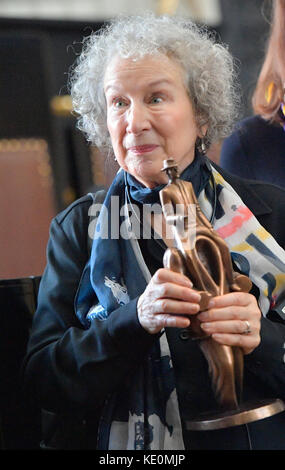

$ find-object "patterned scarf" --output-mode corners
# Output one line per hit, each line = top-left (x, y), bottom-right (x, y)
(75, 160), (285, 450)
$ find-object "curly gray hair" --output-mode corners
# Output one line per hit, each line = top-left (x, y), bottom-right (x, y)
(70, 13), (239, 151)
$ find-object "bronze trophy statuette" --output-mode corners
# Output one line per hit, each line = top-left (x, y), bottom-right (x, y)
(159, 158), (285, 431)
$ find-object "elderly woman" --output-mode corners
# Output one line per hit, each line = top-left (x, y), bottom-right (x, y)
(23, 15), (285, 450)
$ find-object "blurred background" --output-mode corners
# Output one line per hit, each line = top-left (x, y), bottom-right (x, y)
(0, 0), (272, 279)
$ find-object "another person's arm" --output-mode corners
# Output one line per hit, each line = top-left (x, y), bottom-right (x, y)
(220, 129), (253, 179)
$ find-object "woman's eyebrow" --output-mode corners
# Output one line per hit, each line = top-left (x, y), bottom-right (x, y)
(147, 79), (174, 87)
(105, 78), (174, 93)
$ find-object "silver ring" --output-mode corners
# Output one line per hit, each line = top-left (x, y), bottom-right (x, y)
(243, 320), (251, 335)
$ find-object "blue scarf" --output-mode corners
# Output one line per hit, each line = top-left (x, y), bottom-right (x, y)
(75, 167), (184, 450)
(76, 154), (211, 328)
(126, 152), (210, 205)
(74, 155), (211, 450)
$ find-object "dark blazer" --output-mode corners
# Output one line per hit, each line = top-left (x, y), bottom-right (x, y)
(220, 115), (285, 189)
(23, 166), (285, 450)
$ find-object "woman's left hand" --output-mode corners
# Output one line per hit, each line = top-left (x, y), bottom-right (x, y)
(197, 292), (261, 355)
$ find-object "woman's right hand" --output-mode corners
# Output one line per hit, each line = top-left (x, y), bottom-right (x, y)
(137, 268), (201, 334)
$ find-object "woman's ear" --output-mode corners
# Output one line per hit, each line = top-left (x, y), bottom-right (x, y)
(198, 123), (208, 139)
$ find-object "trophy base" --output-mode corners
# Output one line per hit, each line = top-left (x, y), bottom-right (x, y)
(186, 398), (285, 431)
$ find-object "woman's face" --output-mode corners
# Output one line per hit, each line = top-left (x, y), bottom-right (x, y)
(104, 53), (203, 188)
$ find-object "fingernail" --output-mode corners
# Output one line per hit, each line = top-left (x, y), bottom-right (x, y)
(212, 334), (223, 341)
(193, 304), (200, 313)
(193, 293), (201, 302)
(197, 311), (207, 321)
(185, 278), (193, 287)
(208, 299), (215, 308)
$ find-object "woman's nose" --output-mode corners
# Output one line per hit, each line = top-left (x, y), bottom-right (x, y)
(126, 103), (150, 134)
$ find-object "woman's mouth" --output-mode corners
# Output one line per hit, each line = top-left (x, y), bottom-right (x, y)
(128, 145), (159, 155)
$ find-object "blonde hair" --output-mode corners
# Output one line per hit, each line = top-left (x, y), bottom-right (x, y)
(252, 0), (285, 121)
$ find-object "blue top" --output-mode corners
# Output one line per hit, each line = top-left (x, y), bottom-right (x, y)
(220, 115), (285, 188)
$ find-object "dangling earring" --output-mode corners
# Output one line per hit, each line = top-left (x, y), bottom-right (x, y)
(196, 136), (207, 155)
(265, 81), (274, 104)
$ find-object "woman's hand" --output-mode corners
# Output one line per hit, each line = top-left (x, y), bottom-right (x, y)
(198, 292), (261, 355)
(137, 268), (201, 334)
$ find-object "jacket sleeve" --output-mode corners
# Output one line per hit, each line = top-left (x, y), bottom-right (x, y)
(244, 191), (285, 401)
(22, 198), (156, 415)
(244, 312), (285, 401)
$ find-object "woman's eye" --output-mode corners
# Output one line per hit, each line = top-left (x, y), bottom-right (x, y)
(113, 99), (127, 108)
(150, 96), (163, 104)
